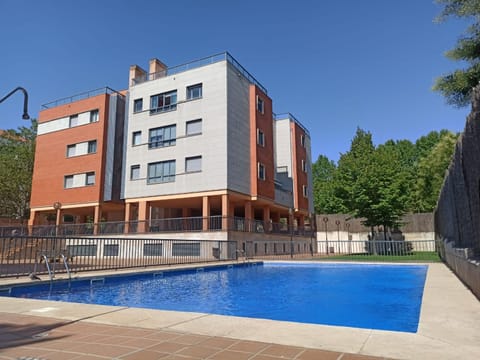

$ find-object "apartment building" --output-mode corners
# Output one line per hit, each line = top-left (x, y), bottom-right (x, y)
(124, 53), (313, 237)
(28, 88), (126, 232)
(27, 53), (313, 245)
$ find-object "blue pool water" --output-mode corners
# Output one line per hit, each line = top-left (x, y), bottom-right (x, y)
(3, 262), (428, 333)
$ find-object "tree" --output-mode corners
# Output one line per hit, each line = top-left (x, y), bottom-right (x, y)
(411, 131), (458, 212)
(333, 128), (409, 233)
(312, 155), (344, 214)
(433, 0), (480, 107)
(0, 120), (37, 222)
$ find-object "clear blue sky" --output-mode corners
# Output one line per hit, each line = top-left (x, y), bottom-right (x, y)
(0, 0), (471, 162)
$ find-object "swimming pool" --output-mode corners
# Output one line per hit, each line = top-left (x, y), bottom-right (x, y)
(1, 262), (428, 333)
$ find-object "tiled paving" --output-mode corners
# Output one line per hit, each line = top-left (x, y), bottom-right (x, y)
(0, 313), (391, 360)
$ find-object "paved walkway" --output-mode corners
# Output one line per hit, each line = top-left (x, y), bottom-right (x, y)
(0, 312), (388, 360)
(0, 262), (479, 360)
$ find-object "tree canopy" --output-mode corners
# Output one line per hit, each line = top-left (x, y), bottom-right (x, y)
(433, 0), (480, 107)
(0, 120), (37, 222)
(312, 128), (458, 229)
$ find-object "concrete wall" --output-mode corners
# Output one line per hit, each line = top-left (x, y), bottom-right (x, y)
(435, 87), (480, 299)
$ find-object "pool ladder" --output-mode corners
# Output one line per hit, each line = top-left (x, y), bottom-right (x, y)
(32, 252), (71, 282)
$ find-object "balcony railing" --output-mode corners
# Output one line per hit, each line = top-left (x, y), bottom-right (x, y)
(132, 52), (268, 94)
(41, 87), (124, 109)
(5, 216), (314, 238)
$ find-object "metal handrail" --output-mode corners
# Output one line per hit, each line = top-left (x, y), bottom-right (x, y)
(41, 87), (124, 109)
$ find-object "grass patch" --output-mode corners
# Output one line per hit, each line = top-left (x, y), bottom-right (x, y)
(316, 251), (441, 263)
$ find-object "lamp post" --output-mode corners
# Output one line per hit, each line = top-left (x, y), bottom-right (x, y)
(346, 221), (351, 254)
(323, 217), (329, 255)
(309, 212), (314, 256)
(335, 220), (340, 241)
(289, 208), (294, 259)
(53, 202), (62, 236)
(0, 87), (30, 119)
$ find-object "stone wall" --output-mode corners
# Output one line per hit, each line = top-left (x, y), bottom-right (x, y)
(435, 87), (480, 299)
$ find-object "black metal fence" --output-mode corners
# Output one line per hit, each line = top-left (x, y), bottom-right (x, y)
(1, 216), (315, 238)
(0, 236), (237, 279)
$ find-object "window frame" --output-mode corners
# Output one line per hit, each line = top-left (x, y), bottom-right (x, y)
(147, 160), (176, 184)
(149, 125), (176, 149)
(300, 134), (306, 148)
(256, 96), (264, 114)
(90, 109), (99, 123)
(301, 159), (307, 172)
(150, 90), (177, 114)
(302, 185), (308, 198)
(186, 83), (202, 100)
(258, 163), (266, 181)
(88, 140), (97, 154)
(185, 156), (202, 173)
(257, 129), (265, 147)
(64, 175), (74, 189)
(69, 115), (78, 128)
(130, 164), (140, 180)
(85, 172), (95, 186)
(132, 131), (142, 146)
(186, 119), (202, 136)
(133, 98), (143, 113)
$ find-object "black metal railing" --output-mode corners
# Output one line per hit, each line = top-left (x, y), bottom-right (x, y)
(4, 216), (315, 238)
(0, 236), (237, 278)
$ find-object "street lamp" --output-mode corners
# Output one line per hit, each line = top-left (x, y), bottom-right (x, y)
(323, 217), (329, 255)
(346, 221), (351, 254)
(0, 87), (30, 120)
(289, 208), (294, 258)
(335, 220), (341, 241)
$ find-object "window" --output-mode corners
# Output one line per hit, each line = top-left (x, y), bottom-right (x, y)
(103, 244), (119, 257)
(90, 110), (99, 123)
(133, 98), (143, 113)
(64, 175), (74, 189)
(148, 160), (176, 184)
(88, 140), (97, 154)
(186, 119), (202, 136)
(149, 125), (176, 148)
(69, 115), (78, 127)
(187, 84), (202, 100)
(67, 245), (97, 256)
(257, 96), (264, 114)
(132, 131), (142, 146)
(144, 243), (163, 256)
(150, 90), (177, 114)
(172, 243), (200, 256)
(300, 134), (306, 147)
(301, 159), (307, 172)
(258, 163), (266, 180)
(66, 140), (97, 157)
(86, 172), (95, 186)
(257, 129), (265, 146)
(66, 144), (76, 157)
(186, 156), (202, 173)
(130, 165), (140, 180)
(303, 185), (308, 198)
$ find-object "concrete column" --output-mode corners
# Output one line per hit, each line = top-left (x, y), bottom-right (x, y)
(263, 206), (271, 232)
(182, 207), (190, 231)
(222, 194), (229, 231)
(124, 203), (131, 233)
(138, 201), (148, 233)
(245, 201), (253, 232)
(202, 196), (210, 231)
(93, 205), (101, 235)
(28, 210), (35, 235)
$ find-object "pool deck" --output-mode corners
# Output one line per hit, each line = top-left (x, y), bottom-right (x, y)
(0, 262), (479, 360)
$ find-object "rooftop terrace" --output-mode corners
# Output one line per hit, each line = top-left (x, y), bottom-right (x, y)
(41, 87), (124, 109)
(131, 52), (268, 94)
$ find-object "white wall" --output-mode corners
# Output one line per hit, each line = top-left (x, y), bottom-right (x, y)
(124, 61), (229, 198)
(274, 119), (293, 176)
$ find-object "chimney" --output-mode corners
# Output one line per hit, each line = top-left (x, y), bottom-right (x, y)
(129, 65), (147, 86)
(149, 58), (168, 80)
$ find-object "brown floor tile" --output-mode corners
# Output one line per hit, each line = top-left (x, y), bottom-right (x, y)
(259, 344), (304, 358)
(120, 349), (170, 360)
(146, 331), (183, 342)
(228, 340), (269, 353)
(197, 336), (238, 349)
(177, 344), (220, 358)
(41, 350), (88, 360)
(67, 343), (136, 358)
(208, 349), (253, 360)
(172, 334), (210, 345)
(148, 341), (188, 353)
(71, 356), (110, 360)
(341, 355), (386, 360)
(121, 336), (162, 349)
(296, 348), (341, 360)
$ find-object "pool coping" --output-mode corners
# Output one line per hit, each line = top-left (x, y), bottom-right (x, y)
(1, 261), (479, 360)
